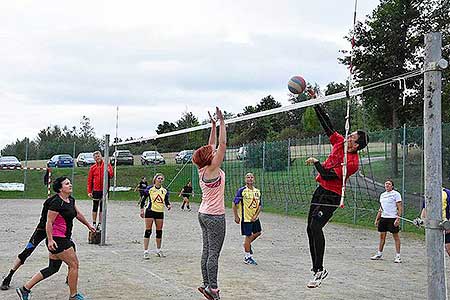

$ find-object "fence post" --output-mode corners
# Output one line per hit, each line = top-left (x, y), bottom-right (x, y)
(401, 124), (406, 230)
(286, 139), (291, 215)
(261, 141), (265, 206)
(71, 141), (76, 190)
(23, 138), (29, 197)
(100, 134), (110, 246)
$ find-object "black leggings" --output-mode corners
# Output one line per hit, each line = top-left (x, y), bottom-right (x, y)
(306, 186), (340, 272)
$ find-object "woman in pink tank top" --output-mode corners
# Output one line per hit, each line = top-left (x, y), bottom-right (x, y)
(192, 107), (226, 300)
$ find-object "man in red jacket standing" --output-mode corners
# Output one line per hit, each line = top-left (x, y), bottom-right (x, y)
(87, 150), (114, 227)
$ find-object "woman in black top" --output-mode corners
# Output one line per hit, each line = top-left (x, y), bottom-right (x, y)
(16, 177), (95, 300)
(179, 180), (194, 211)
(135, 176), (148, 206)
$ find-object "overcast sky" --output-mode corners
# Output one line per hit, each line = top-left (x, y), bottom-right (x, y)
(0, 0), (380, 149)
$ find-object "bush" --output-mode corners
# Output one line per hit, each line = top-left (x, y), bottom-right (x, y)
(244, 140), (289, 171)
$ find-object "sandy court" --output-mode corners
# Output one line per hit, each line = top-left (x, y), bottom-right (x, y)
(0, 199), (448, 300)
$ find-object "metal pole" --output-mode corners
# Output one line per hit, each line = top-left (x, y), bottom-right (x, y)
(286, 139), (291, 215)
(71, 141), (76, 189)
(261, 142), (265, 206)
(423, 32), (446, 300)
(101, 134), (110, 246)
(23, 138), (28, 197)
(113, 106), (119, 197)
(401, 124), (406, 230)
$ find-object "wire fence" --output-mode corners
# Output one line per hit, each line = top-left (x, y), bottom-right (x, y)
(1, 124), (449, 231)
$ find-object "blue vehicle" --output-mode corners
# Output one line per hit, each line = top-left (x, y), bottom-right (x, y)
(47, 154), (74, 168)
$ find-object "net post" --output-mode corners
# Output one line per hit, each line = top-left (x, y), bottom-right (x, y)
(423, 32), (446, 300)
(71, 141), (76, 189)
(261, 141), (266, 207)
(401, 124), (407, 230)
(286, 138), (291, 215)
(23, 138), (29, 197)
(100, 134), (110, 246)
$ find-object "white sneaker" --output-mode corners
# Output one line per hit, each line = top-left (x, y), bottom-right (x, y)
(307, 269), (328, 288)
(394, 256), (402, 263)
(155, 250), (166, 258)
(143, 252), (150, 260)
(370, 253), (383, 260)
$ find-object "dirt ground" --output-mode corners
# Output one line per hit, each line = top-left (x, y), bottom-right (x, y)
(0, 199), (448, 300)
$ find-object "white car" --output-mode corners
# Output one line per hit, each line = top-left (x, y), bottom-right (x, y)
(141, 151), (165, 165)
(237, 146), (247, 160)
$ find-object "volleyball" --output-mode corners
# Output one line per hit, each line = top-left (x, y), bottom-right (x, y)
(288, 75), (307, 94)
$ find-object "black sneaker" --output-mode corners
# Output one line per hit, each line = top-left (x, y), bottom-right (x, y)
(1, 277), (10, 290)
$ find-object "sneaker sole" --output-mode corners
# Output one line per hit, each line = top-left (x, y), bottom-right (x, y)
(1, 285), (9, 291)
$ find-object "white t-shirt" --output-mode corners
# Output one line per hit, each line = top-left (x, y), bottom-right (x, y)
(380, 190), (402, 218)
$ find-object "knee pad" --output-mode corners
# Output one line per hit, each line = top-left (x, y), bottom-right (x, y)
(17, 243), (36, 264)
(144, 229), (152, 238)
(156, 230), (163, 239)
(40, 259), (62, 279)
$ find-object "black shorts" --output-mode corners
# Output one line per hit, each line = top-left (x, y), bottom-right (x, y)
(46, 237), (75, 254)
(182, 194), (190, 199)
(378, 217), (400, 234)
(92, 191), (103, 212)
(241, 219), (262, 236)
(446, 233), (450, 244)
(145, 209), (164, 219)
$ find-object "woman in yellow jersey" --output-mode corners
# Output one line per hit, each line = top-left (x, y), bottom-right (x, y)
(140, 173), (172, 259)
(232, 173), (262, 265)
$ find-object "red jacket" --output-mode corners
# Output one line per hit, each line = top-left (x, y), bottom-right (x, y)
(87, 162), (114, 193)
(316, 132), (359, 195)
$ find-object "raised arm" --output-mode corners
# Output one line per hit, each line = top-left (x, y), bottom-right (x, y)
(210, 107), (226, 168)
(208, 111), (217, 147)
(314, 105), (335, 137)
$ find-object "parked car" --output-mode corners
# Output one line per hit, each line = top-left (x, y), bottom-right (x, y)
(0, 156), (21, 168)
(76, 152), (95, 167)
(110, 150), (134, 166)
(237, 146), (247, 160)
(141, 151), (165, 165)
(175, 150), (194, 164)
(47, 154), (74, 168)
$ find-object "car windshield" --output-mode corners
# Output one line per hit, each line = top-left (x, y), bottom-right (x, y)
(117, 151), (131, 156)
(0, 157), (18, 162)
(59, 155), (72, 160)
(84, 153), (94, 158)
(144, 151), (157, 156)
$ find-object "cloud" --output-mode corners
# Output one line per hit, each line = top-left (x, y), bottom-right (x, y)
(0, 0), (380, 149)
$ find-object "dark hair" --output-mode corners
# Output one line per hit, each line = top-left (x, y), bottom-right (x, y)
(385, 178), (394, 186)
(356, 130), (369, 150)
(53, 176), (70, 193)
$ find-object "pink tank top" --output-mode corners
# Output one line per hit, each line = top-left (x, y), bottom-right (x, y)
(198, 167), (225, 215)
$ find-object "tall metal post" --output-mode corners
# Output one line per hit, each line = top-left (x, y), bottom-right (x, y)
(261, 142), (266, 205)
(101, 134), (110, 246)
(423, 32), (447, 300)
(71, 141), (76, 188)
(23, 138), (29, 197)
(286, 139), (291, 215)
(113, 106), (119, 197)
(401, 124), (406, 230)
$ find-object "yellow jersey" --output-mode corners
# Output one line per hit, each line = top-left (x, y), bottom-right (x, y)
(234, 186), (261, 222)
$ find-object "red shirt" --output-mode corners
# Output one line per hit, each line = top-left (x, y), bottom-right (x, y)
(87, 162), (114, 193)
(316, 132), (359, 195)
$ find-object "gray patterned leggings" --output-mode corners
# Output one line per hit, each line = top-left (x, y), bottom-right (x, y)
(198, 213), (226, 289)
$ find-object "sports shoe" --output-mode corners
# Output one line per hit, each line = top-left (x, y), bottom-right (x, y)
(155, 250), (166, 258)
(243, 256), (258, 265)
(143, 252), (150, 260)
(1, 276), (11, 290)
(69, 293), (85, 300)
(394, 256), (402, 263)
(307, 269), (328, 288)
(370, 253), (383, 260)
(16, 287), (31, 300)
(204, 286), (220, 300)
(198, 285), (211, 300)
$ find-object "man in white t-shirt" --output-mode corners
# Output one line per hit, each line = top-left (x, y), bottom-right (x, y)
(371, 179), (403, 263)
